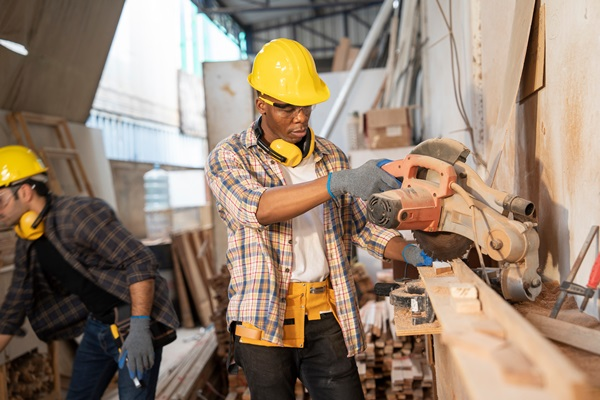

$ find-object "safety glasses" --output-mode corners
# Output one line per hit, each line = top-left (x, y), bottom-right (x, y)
(259, 96), (315, 118)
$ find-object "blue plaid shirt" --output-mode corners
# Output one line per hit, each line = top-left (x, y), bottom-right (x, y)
(0, 195), (179, 341)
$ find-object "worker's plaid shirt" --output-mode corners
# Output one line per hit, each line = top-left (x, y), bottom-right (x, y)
(206, 121), (400, 356)
(0, 195), (179, 341)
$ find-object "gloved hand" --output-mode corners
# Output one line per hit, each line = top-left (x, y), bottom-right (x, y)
(118, 316), (154, 381)
(328, 159), (401, 200)
(402, 244), (433, 266)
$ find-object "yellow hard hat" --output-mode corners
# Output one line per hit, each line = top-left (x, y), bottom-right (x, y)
(0, 145), (48, 188)
(248, 38), (330, 106)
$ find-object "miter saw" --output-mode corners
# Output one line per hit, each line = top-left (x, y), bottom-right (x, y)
(367, 138), (542, 302)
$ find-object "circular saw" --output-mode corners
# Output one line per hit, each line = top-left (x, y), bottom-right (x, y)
(366, 138), (542, 302)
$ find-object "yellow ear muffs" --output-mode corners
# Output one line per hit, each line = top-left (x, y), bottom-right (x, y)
(257, 123), (315, 167)
(14, 211), (45, 240)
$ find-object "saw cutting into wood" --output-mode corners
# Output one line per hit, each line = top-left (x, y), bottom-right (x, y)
(366, 138), (542, 302)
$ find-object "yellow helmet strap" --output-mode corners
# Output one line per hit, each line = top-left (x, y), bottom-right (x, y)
(14, 197), (51, 240)
(254, 118), (315, 167)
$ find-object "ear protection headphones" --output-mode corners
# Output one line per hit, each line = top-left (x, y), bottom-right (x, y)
(254, 117), (315, 167)
(14, 196), (51, 241)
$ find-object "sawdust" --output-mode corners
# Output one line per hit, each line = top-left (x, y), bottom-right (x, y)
(393, 306), (442, 336)
(513, 280), (600, 384)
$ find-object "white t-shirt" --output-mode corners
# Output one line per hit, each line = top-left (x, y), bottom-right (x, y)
(280, 155), (329, 282)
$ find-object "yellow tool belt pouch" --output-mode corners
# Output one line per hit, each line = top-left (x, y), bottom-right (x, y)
(236, 278), (338, 348)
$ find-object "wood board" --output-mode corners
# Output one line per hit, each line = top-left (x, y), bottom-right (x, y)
(418, 260), (597, 400)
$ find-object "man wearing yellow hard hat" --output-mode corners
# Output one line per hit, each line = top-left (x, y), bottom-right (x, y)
(206, 38), (431, 399)
(0, 145), (179, 399)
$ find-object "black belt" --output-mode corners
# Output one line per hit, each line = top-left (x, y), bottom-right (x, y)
(91, 301), (127, 324)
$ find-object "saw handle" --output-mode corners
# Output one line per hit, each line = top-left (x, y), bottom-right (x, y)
(376, 159), (403, 185)
(379, 155), (458, 196)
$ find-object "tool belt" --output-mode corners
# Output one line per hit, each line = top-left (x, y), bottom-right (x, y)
(113, 304), (177, 348)
(235, 278), (338, 348)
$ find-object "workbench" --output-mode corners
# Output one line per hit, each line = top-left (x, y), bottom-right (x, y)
(394, 259), (599, 400)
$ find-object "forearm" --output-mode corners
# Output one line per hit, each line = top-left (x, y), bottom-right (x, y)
(0, 334), (13, 353)
(383, 236), (411, 261)
(256, 176), (331, 225)
(129, 279), (155, 317)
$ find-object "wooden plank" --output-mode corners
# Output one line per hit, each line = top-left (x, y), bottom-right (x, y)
(518, 2), (545, 102)
(331, 37), (351, 72)
(491, 345), (544, 387)
(0, 364), (8, 400)
(190, 231), (216, 315)
(525, 312), (600, 356)
(169, 334), (217, 399)
(170, 239), (195, 328)
(48, 341), (61, 400)
(172, 232), (212, 326)
(421, 260), (596, 400)
(156, 331), (217, 399)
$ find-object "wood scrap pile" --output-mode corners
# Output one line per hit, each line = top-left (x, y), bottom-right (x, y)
(170, 228), (218, 328)
(208, 264), (231, 358)
(227, 373), (308, 400)
(155, 328), (220, 400)
(226, 368), (248, 400)
(5, 349), (54, 400)
(352, 261), (377, 307)
(358, 300), (434, 400)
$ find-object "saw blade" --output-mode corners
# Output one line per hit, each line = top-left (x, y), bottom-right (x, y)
(413, 229), (473, 261)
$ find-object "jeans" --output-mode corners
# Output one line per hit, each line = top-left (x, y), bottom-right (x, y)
(234, 313), (365, 400)
(66, 317), (163, 400)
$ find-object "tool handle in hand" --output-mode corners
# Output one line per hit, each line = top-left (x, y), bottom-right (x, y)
(586, 253), (600, 289)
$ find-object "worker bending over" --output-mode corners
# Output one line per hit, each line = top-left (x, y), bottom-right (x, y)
(0, 145), (179, 400)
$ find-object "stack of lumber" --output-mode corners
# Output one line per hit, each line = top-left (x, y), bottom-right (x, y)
(208, 264), (231, 358)
(155, 328), (220, 400)
(170, 228), (218, 328)
(227, 374), (307, 400)
(358, 300), (434, 400)
(352, 261), (377, 307)
(226, 369), (248, 400)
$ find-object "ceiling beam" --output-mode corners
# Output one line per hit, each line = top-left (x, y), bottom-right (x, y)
(198, 1), (383, 14)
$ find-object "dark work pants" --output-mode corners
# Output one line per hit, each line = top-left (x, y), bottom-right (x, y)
(67, 317), (163, 400)
(234, 313), (365, 400)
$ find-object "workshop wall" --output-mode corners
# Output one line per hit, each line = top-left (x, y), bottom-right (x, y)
(422, 0), (600, 316)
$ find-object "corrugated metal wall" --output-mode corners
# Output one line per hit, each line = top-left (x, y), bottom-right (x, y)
(247, 4), (384, 65)
(87, 111), (207, 168)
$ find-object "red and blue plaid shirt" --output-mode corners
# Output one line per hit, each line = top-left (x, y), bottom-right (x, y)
(206, 121), (399, 356)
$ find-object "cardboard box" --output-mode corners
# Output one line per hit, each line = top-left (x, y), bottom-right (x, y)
(364, 107), (412, 149)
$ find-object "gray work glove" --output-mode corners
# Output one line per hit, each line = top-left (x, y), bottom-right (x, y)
(402, 244), (433, 266)
(118, 317), (154, 381)
(328, 159), (401, 200)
